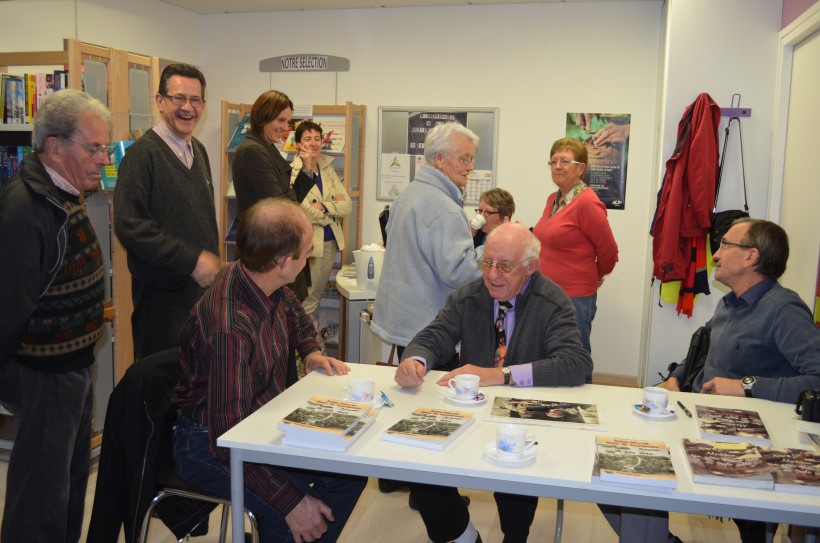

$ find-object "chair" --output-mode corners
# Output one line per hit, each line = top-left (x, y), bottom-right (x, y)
(86, 349), (258, 543)
(138, 465), (258, 543)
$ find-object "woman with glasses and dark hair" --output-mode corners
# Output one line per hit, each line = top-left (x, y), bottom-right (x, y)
(232, 89), (314, 301)
(470, 187), (515, 247)
(532, 137), (619, 354)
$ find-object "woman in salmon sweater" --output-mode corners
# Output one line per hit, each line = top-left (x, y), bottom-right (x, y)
(532, 138), (618, 354)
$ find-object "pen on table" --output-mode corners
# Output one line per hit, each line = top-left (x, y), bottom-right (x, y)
(677, 400), (692, 418)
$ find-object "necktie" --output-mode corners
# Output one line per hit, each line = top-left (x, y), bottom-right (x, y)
(494, 301), (512, 367)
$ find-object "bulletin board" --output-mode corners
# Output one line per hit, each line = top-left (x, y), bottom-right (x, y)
(377, 107), (499, 204)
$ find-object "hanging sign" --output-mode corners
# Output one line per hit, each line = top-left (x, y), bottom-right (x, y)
(259, 54), (350, 73)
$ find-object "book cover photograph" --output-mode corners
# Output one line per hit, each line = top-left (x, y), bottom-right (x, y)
(595, 436), (677, 489)
(382, 407), (476, 451)
(758, 447), (820, 495)
(278, 395), (372, 439)
(695, 405), (772, 446)
(681, 438), (774, 490)
(490, 397), (603, 430)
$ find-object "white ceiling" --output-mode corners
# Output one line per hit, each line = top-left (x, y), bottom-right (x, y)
(157, 0), (654, 15)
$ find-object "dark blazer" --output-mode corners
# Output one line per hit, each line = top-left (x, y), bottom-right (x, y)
(86, 349), (213, 543)
(404, 272), (593, 386)
(231, 130), (310, 300)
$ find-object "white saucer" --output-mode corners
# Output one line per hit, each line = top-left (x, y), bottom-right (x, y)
(439, 389), (487, 406)
(482, 442), (536, 467)
(632, 403), (676, 420)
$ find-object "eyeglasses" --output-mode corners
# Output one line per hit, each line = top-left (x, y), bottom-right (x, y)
(719, 239), (753, 250)
(475, 208), (501, 216)
(548, 159), (582, 167)
(162, 94), (206, 108)
(455, 155), (476, 166)
(477, 258), (530, 274)
(59, 135), (114, 158)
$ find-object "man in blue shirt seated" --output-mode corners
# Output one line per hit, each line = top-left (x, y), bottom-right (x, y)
(603, 218), (820, 543)
(394, 222), (593, 543)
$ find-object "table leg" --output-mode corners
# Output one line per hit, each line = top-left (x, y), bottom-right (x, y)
(230, 449), (246, 542)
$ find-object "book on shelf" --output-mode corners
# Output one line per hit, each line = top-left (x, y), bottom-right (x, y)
(318, 307), (340, 345)
(681, 438), (774, 490)
(695, 405), (772, 446)
(100, 140), (133, 190)
(381, 407), (476, 451)
(227, 113), (250, 150)
(594, 436), (677, 490)
(489, 396), (604, 430)
(3, 75), (25, 124)
(225, 217), (239, 242)
(313, 116), (346, 154)
(758, 447), (820, 495)
(282, 410), (377, 452)
(281, 118), (312, 153)
(278, 396), (374, 443)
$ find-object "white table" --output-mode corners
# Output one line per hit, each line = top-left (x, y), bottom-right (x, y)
(218, 365), (820, 541)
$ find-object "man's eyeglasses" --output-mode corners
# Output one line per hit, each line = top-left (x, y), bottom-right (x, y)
(455, 155), (476, 166)
(59, 135), (114, 158)
(719, 239), (753, 250)
(475, 208), (501, 216)
(477, 258), (530, 274)
(548, 159), (582, 167)
(162, 94), (206, 108)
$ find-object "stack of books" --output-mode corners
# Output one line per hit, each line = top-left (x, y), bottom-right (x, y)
(382, 407), (476, 451)
(278, 396), (377, 452)
(592, 436), (677, 492)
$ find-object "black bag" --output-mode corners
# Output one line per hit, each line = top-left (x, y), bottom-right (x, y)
(709, 114), (749, 254)
(710, 209), (749, 254)
(679, 326), (710, 392)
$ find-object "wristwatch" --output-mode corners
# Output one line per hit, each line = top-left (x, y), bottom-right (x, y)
(501, 367), (512, 386)
(741, 376), (756, 398)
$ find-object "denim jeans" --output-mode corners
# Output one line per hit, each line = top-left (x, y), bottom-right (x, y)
(570, 294), (597, 355)
(0, 358), (93, 543)
(173, 416), (366, 542)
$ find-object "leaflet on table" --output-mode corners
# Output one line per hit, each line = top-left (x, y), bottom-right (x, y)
(488, 396), (605, 431)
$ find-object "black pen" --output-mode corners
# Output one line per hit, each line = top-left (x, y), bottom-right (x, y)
(677, 400), (692, 418)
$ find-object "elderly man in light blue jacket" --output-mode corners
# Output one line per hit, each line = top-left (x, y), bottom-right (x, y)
(372, 121), (484, 352)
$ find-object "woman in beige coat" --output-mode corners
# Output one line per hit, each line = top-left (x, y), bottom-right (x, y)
(290, 120), (351, 353)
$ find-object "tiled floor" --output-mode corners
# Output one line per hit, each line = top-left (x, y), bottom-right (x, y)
(0, 446), (797, 542)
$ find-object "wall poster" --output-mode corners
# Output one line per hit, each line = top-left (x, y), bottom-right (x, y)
(378, 107), (498, 204)
(565, 113), (631, 210)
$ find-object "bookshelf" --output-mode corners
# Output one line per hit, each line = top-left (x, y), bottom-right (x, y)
(0, 39), (158, 445)
(220, 101), (366, 357)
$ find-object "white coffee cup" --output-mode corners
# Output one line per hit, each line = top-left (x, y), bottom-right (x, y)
(448, 374), (480, 399)
(342, 379), (375, 403)
(470, 214), (487, 230)
(496, 424), (537, 456)
(642, 386), (669, 413)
